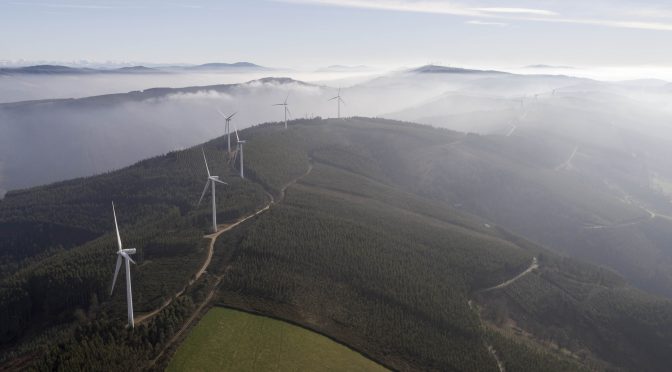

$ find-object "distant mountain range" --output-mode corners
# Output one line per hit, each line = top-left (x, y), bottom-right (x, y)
(0, 62), (268, 75)
(1, 63), (513, 76)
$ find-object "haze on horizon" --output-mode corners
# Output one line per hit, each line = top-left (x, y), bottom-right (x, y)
(2, 0), (672, 80)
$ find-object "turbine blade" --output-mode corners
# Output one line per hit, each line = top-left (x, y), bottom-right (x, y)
(284, 93), (289, 104)
(329, 96), (338, 101)
(202, 148), (211, 177)
(227, 112), (237, 120)
(213, 179), (228, 185)
(112, 202), (123, 251)
(216, 108), (227, 118)
(339, 97), (346, 105)
(234, 125), (240, 142)
(272, 103), (284, 106)
(110, 255), (122, 295)
(286, 107), (293, 119)
(198, 179), (210, 206)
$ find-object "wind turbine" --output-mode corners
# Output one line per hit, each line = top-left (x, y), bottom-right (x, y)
(198, 148), (227, 233)
(273, 94), (291, 128)
(110, 202), (137, 329)
(234, 125), (246, 179)
(217, 109), (237, 154)
(329, 88), (345, 118)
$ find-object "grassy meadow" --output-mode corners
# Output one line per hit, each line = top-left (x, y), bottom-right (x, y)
(167, 307), (387, 372)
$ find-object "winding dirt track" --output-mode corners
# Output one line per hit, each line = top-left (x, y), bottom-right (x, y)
(147, 161), (314, 367)
(480, 257), (538, 292)
(134, 204), (274, 326)
(469, 256), (539, 372)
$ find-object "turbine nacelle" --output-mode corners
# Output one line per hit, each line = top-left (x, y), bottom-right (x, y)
(208, 176), (227, 185)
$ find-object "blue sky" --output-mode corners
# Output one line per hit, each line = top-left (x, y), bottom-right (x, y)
(1, 0), (672, 68)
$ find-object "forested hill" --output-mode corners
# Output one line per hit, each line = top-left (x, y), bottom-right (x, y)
(1, 117), (671, 371)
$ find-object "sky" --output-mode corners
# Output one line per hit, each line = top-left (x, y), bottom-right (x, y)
(1, 0), (672, 70)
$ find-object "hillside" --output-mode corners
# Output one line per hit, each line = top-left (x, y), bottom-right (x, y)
(1, 117), (671, 371)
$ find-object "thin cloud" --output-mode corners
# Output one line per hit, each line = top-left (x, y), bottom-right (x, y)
(475, 7), (557, 16)
(467, 20), (508, 26)
(276, 0), (482, 17)
(277, 0), (672, 31)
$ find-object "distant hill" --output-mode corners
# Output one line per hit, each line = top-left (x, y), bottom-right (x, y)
(113, 65), (163, 73)
(0, 64), (94, 74)
(0, 64), (165, 75)
(182, 62), (268, 71)
(410, 64), (507, 74)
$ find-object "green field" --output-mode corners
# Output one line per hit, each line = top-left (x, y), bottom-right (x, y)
(167, 307), (387, 372)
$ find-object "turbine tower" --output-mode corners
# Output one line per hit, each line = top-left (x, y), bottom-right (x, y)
(198, 148), (227, 233)
(110, 202), (137, 329)
(273, 94), (291, 129)
(217, 109), (237, 154)
(329, 88), (345, 118)
(234, 126), (246, 179)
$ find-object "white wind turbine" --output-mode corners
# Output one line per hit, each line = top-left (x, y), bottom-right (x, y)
(273, 94), (291, 129)
(329, 88), (345, 118)
(110, 202), (137, 329)
(217, 109), (237, 154)
(234, 125), (246, 179)
(198, 148), (227, 233)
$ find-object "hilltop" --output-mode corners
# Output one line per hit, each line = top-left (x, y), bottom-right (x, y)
(1, 117), (671, 371)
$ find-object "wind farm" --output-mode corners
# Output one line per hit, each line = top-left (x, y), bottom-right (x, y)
(3, 1), (672, 371)
(4, 97), (672, 372)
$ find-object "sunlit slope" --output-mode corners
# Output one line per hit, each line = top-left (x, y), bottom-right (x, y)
(168, 307), (387, 372)
(0, 144), (269, 343)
